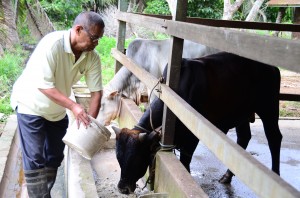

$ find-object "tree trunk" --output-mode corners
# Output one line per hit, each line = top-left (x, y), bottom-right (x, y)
(245, 0), (264, 21)
(1, 0), (19, 49)
(223, 0), (245, 20)
(272, 7), (287, 37)
(292, 8), (300, 40)
(0, 44), (4, 56)
(25, 0), (55, 41)
(127, 0), (145, 13)
(166, 0), (176, 17)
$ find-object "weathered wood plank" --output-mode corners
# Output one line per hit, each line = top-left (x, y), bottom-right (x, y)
(114, 0), (128, 73)
(162, 0), (187, 147)
(115, 11), (300, 73)
(115, 12), (167, 33)
(166, 20), (300, 73)
(141, 13), (300, 32)
(155, 152), (208, 198)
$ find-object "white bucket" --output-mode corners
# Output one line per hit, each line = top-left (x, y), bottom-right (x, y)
(62, 115), (111, 160)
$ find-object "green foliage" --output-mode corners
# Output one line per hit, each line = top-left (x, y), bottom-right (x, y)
(265, 7), (293, 23)
(83, 0), (118, 13)
(0, 46), (28, 115)
(143, 0), (171, 15)
(96, 36), (116, 85)
(40, 0), (88, 29)
(94, 36), (134, 85)
(143, 0), (222, 19)
(187, 0), (223, 19)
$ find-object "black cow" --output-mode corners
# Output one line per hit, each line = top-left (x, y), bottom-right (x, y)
(112, 52), (282, 194)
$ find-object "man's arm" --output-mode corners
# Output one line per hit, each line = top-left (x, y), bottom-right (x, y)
(39, 87), (90, 128)
(88, 90), (102, 118)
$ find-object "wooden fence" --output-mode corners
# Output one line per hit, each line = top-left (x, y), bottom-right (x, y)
(112, 1), (300, 197)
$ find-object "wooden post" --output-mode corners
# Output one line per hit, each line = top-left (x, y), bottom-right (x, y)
(161, 0), (188, 145)
(292, 7), (300, 39)
(115, 0), (128, 73)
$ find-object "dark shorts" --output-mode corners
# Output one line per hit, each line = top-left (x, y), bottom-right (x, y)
(16, 111), (69, 170)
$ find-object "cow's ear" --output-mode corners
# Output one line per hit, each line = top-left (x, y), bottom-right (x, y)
(108, 91), (119, 99)
(112, 126), (121, 139)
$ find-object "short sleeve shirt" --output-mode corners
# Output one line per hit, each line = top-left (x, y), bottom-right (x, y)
(11, 30), (103, 121)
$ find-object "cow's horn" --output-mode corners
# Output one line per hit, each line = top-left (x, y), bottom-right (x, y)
(138, 133), (147, 142)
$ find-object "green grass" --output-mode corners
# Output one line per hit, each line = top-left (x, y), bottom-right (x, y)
(95, 36), (134, 85)
(0, 46), (28, 115)
(280, 101), (300, 117)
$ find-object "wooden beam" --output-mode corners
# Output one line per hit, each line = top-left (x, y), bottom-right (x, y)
(165, 20), (300, 73)
(162, 0), (187, 146)
(155, 152), (208, 197)
(140, 14), (300, 32)
(115, 12), (167, 33)
(115, 11), (300, 73)
(115, 0), (128, 73)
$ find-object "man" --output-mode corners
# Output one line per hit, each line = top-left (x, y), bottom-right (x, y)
(10, 11), (104, 197)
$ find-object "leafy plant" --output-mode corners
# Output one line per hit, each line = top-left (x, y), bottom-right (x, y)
(40, 0), (88, 28)
(95, 36), (134, 85)
(143, 0), (171, 15)
(0, 46), (28, 115)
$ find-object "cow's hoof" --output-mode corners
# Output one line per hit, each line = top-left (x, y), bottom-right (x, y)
(219, 172), (233, 184)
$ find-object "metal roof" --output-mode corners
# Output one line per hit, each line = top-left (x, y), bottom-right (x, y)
(267, 0), (300, 7)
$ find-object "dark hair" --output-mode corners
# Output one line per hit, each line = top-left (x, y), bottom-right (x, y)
(73, 11), (105, 31)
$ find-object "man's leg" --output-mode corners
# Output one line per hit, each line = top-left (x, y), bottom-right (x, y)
(17, 112), (49, 198)
(44, 115), (68, 195)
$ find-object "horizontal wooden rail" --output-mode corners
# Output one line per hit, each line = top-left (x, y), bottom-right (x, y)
(115, 11), (300, 74)
(115, 12), (167, 33)
(280, 93), (300, 101)
(111, 48), (300, 198)
(166, 20), (300, 74)
(140, 13), (300, 32)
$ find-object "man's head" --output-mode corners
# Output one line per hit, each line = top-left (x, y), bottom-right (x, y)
(71, 11), (105, 52)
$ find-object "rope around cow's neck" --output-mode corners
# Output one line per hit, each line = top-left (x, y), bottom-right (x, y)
(148, 76), (164, 133)
(140, 76), (178, 191)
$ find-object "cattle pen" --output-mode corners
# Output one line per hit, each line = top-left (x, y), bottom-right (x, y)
(0, 1), (300, 198)
(110, 0), (300, 198)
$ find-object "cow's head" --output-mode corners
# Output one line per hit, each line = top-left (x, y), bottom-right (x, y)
(112, 126), (161, 194)
(97, 91), (122, 126)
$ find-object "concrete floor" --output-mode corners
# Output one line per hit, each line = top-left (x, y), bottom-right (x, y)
(190, 118), (300, 198)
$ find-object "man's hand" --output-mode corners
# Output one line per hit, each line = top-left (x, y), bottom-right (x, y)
(70, 103), (91, 129)
(38, 87), (91, 128)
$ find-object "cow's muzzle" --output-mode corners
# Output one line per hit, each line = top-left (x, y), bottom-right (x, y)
(117, 179), (136, 194)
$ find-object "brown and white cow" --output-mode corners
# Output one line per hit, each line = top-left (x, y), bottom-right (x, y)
(112, 52), (282, 194)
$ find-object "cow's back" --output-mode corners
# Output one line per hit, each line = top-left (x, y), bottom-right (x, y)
(172, 52), (280, 130)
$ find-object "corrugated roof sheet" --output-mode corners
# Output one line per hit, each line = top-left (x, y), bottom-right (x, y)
(267, 0), (300, 7)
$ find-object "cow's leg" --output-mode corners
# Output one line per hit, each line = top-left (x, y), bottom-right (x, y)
(260, 115), (282, 175)
(219, 121), (251, 184)
(178, 128), (199, 172)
